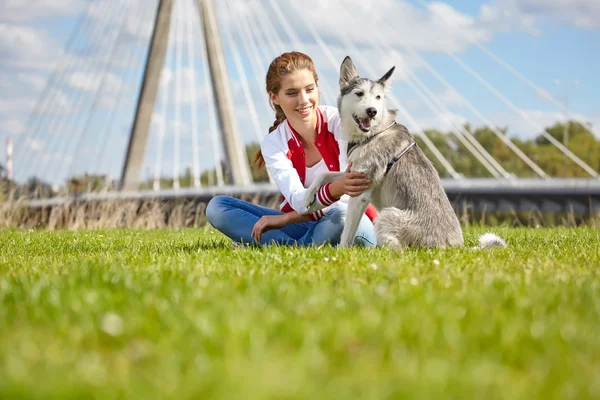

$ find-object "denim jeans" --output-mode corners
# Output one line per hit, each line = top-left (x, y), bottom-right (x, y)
(205, 195), (377, 247)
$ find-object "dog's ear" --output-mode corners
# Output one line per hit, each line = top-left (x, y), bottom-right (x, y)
(339, 56), (359, 88)
(377, 66), (395, 87)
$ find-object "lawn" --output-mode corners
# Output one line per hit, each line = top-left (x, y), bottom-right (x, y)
(1, 227), (599, 399)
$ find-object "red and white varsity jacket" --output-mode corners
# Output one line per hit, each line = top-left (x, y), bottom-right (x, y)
(260, 105), (378, 222)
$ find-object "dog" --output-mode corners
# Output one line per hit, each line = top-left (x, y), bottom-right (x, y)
(304, 56), (506, 249)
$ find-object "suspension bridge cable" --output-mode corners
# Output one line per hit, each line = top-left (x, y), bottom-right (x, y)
(326, 2), (510, 179)
(289, 0), (506, 178)
(285, 1), (346, 88)
(223, 4), (264, 152)
(220, 3), (267, 151)
(173, 0), (183, 190)
(31, 0), (129, 183)
(248, 0), (337, 115)
(20, 0), (125, 182)
(380, 2), (597, 177)
(65, 0), (134, 180)
(413, 0), (600, 139)
(232, 3), (276, 117)
(332, 0), (549, 178)
(448, 52), (598, 177)
(353, 1), (550, 178)
(265, 0), (337, 107)
(14, 0), (106, 176)
(283, 0), (459, 178)
(245, 1), (286, 64)
(20, 1), (121, 177)
(403, 75), (503, 178)
(12, 0), (97, 179)
(152, 70), (170, 191)
(249, 1), (280, 58)
(196, 0), (224, 186)
(94, 0), (156, 178)
(405, 73), (511, 178)
(225, 2), (276, 184)
(154, 0), (177, 190)
(184, 0), (201, 188)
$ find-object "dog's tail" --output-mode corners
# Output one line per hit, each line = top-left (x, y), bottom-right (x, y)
(477, 232), (507, 249)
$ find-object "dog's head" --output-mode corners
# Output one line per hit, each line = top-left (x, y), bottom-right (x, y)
(337, 56), (395, 141)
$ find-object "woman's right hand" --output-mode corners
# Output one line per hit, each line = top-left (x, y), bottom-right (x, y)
(330, 163), (371, 198)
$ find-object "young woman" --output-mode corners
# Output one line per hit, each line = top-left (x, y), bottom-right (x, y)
(206, 51), (378, 246)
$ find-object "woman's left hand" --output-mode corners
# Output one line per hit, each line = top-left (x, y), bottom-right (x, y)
(251, 214), (288, 242)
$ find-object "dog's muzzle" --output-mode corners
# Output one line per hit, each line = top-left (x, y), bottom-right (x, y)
(353, 114), (372, 132)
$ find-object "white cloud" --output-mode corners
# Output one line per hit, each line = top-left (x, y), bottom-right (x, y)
(25, 138), (43, 151)
(123, 9), (156, 40)
(225, 0), (493, 54)
(0, 23), (62, 69)
(18, 73), (47, 90)
(0, 0), (86, 23)
(478, 2), (541, 35)
(47, 90), (73, 112)
(158, 67), (212, 106)
(65, 70), (135, 111)
(527, 0), (600, 29)
(3, 119), (26, 136)
(0, 97), (35, 116)
(150, 112), (191, 138)
(478, 0), (600, 34)
(436, 88), (468, 109)
(68, 71), (124, 93)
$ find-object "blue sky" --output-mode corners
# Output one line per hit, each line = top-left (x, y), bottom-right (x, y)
(0, 0), (598, 186)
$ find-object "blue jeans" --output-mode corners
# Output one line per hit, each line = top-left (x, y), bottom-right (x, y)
(205, 195), (377, 247)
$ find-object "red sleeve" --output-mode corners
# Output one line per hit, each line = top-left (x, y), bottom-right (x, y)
(365, 204), (378, 222)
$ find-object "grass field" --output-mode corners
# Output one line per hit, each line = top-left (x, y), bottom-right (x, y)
(1, 226), (599, 399)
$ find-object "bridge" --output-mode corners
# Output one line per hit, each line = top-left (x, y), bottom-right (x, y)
(2, 0), (600, 215)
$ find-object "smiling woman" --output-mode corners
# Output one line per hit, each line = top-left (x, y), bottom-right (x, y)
(205, 51), (379, 247)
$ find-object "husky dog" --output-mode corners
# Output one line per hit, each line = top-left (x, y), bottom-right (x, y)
(305, 56), (506, 249)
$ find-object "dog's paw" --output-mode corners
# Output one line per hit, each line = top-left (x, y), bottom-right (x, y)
(304, 186), (318, 209)
(339, 234), (353, 248)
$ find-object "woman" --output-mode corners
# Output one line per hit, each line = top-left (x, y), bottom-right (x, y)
(206, 51), (377, 246)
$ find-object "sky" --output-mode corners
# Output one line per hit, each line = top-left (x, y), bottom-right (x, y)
(0, 0), (598, 186)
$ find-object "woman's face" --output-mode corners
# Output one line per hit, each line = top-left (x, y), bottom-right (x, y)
(270, 69), (319, 126)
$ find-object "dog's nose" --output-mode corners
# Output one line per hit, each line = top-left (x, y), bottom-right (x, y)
(366, 107), (377, 118)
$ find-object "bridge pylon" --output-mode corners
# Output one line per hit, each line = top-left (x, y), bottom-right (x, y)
(120, 0), (252, 191)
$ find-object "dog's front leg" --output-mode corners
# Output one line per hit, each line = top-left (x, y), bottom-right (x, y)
(304, 172), (345, 209)
(339, 190), (371, 247)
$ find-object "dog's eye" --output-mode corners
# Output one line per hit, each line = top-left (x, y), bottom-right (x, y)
(376, 95), (381, 100)
(355, 91), (364, 97)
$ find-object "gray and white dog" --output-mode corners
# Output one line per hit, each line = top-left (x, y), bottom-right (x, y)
(305, 56), (506, 249)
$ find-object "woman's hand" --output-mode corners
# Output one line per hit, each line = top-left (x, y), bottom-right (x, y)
(251, 214), (288, 242)
(330, 163), (371, 198)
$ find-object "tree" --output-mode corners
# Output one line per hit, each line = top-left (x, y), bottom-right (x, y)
(533, 121), (600, 177)
(246, 142), (269, 183)
(420, 120), (600, 178)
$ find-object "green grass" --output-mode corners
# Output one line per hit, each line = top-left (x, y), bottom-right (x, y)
(1, 227), (599, 399)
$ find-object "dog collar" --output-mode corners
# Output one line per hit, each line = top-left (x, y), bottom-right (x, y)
(347, 121), (397, 157)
